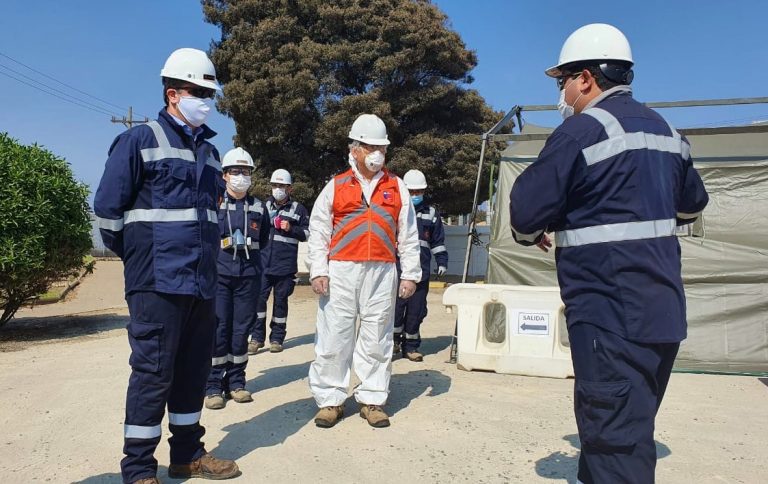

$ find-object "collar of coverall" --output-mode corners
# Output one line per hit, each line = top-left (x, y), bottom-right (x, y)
(582, 85), (633, 111)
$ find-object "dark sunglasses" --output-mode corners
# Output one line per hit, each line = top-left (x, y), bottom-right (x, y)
(556, 73), (582, 91)
(178, 85), (216, 99)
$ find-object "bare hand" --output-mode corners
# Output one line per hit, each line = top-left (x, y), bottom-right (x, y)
(536, 234), (552, 253)
(280, 220), (291, 231)
(312, 276), (329, 296)
(398, 280), (417, 299)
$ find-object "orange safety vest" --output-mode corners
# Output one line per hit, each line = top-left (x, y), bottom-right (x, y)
(329, 169), (401, 262)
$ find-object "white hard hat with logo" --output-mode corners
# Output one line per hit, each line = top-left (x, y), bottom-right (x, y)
(222, 147), (254, 169)
(545, 23), (633, 78)
(348, 114), (390, 146)
(270, 168), (293, 185)
(161, 48), (222, 91)
(403, 169), (427, 190)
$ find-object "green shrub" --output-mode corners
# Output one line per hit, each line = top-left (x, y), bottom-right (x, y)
(0, 132), (92, 326)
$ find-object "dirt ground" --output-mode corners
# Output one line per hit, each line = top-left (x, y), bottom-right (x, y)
(0, 260), (766, 483)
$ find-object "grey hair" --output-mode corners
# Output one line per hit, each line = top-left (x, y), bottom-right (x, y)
(348, 140), (361, 150)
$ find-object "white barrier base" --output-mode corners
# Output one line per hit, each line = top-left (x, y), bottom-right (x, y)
(443, 284), (573, 379)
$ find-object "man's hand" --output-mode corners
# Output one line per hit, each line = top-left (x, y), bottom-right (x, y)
(311, 276), (329, 296)
(399, 280), (417, 299)
(536, 234), (553, 253)
(436, 266), (447, 277)
(279, 219), (291, 231)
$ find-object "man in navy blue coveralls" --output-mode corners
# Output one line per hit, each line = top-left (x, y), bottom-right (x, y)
(204, 147), (270, 410)
(509, 24), (708, 484)
(394, 169), (448, 361)
(94, 48), (240, 483)
(249, 168), (310, 354)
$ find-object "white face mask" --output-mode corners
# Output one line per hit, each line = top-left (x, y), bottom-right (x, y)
(272, 187), (287, 201)
(557, 78), (584, 120)
(227, 174), (251, 193)
(178, 96), (212, 127)
(364, 150), (385, 172)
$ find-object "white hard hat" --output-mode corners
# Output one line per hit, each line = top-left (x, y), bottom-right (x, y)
(348, 114), (390, 146)
(403, 169), (427, 190)
(270, 168), (292, 185)
(545, 23), (633, 78)
(222, 147), (254, 169)
(161, 48), (222, 91)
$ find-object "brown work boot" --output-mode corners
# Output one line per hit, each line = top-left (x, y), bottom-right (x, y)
(269, 342), (283, 353)
(204, 394), (225, 410)
(168, 453), (240, 480)
(359, 404), (390, 428)
(230, 388), (253, 403)
(132, 478), (161, 484)
(314, 406), (344, 428)
(405, 351), (423, 362)
(248, 340), (264, 355)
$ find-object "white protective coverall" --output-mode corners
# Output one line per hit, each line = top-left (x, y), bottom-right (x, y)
(307, 160), (421, 407)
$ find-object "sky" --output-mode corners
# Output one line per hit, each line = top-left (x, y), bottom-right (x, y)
(2, 0), (767, 205)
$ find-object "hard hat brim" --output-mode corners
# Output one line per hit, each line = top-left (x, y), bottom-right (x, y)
(349, 135), (391, 146)
(406, 183), (427, 190)
(545, 64), (563, 78)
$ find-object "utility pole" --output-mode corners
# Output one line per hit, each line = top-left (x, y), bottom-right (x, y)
(110, 106), (149, 128)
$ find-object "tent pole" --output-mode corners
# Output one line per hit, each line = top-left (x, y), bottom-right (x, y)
(449, 134), (488, 364)
(461, 135), (487, 284)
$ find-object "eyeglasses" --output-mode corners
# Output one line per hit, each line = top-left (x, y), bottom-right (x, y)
(360, 143), (387, 153)
(178, 85), (216, 99)
(227, 168), (252, 176)
(556, 73), (582, 91)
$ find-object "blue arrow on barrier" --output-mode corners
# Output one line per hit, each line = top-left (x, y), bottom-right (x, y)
(521, 323), (547, 331)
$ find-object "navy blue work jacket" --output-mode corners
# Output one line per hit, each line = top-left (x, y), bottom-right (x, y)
(509, 88), (709, 343)
(260, 197), (310, 276)
(94, 109), (223, 299)
(414, 202), (448, 282)
(216, 194), (270, 277)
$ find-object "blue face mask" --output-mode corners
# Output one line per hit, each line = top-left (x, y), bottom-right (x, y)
(411, 195), (423, 206)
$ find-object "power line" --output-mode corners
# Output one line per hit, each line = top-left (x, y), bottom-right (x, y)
(0, 69), (116, 117)
(0, 50), (130, 113)
(0, 62), (123, 117)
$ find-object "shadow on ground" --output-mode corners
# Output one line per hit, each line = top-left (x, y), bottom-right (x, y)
(212, 396), (316, 461)
(0, 312), (127, 351)
(72, 466), (170, 483)
(419, 335), (452, 357)
(388, 369), (451, 416)
(535, 434), (671, 482)
(246, 360), (311, 394)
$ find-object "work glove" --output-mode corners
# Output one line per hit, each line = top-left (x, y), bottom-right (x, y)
(436, 266), (447, 277)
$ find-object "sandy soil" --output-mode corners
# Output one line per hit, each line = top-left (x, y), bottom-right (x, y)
(0, 260), (765, 483)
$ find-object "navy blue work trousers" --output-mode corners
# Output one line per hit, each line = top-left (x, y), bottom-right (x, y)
(393, 279), (430, 352)
(251, 273), (296, 344)
(206, 274), (259, 395)
(121, 291), (215, 483)
(569, 323), (679, 484)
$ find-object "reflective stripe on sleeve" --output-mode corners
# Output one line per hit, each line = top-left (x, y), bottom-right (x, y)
(419, 240), (430, 248)
(677, 210), (702, 220)
(273, 235), (299, 245)
(431, 245), (447, 254)
(511, 227), (544, 243)
(95, 216), (124, 231)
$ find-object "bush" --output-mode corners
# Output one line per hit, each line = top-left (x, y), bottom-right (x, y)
(0, 133), (92, 326)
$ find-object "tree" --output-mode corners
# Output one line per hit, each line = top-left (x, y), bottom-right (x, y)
(0, 133), (92, 326)
(203, 0), (506, 213)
